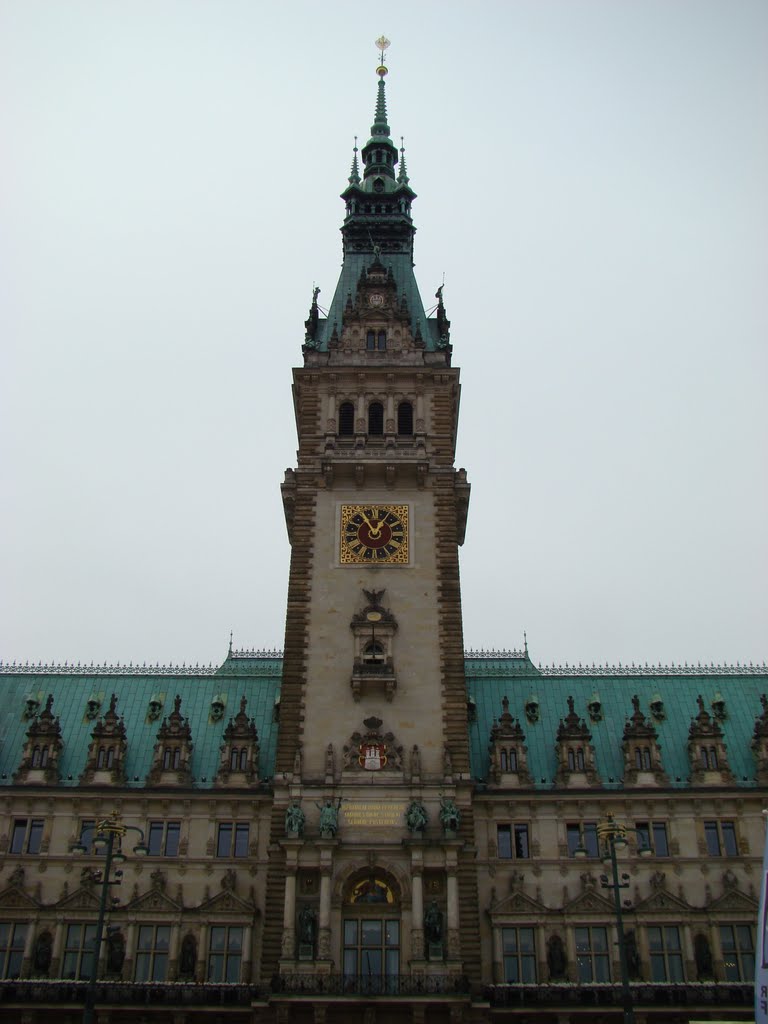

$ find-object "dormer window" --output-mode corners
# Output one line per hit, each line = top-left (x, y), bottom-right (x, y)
(162, 747), (181, 770)
(97, 747), (115, 770)
(567, 748), (585, 771)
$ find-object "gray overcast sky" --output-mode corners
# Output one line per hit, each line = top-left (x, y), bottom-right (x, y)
(1, 0), (766, 669)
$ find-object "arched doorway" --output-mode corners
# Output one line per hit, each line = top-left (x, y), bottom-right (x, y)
(342, 871), (400, 994)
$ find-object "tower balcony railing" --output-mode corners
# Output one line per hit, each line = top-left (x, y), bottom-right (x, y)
(272, 973), (470, 997)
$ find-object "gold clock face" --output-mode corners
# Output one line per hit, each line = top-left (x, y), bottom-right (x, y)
(340, 504), (409, 564)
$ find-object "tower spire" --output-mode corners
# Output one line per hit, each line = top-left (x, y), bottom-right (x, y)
(348, 137), (360, 185)
(397, 137), (409, 185)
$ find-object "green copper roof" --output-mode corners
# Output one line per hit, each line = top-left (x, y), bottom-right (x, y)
(466, 654), (768, 789)
(0, 652), (281, 788)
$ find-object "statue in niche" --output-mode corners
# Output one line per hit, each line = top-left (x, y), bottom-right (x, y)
(694, 933), (714, 979)
(32, 931), (53, 974)
(106, 928), (125, 974)
(424, 901), (443, 945)
(8, 866), (25, 889)
(285, 801), (305, 835)
(547, 934), (567, 980)
(405, 801), (428, 833)
(624, 930), (641, 979)
(316, 798), (342, 838)
(179, 933), (197, 977)
(298, 905), (316, 946)
(439, 796), (460, 834)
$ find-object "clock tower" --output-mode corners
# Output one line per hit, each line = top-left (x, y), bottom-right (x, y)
(263, 42), (479, 1000)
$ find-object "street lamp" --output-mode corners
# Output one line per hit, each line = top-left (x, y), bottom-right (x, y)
(574, 815), (652, 1024)
(73, 811), (147, 1024)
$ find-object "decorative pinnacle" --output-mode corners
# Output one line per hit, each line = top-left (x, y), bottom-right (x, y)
(349, 136), (361, 185)
(375, 35), (390, 77)
(397, 136), (409, 184)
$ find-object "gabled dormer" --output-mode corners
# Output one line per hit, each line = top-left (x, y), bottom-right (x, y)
(350, 588), (398, 701)
(488, 696), (533, 787)
(554, 695), (601, 788)
(13, 694), (63, 786)
(215, 696), (260, 787)
(79, 693), (127, 786)
(147, 694), (194, 785)
(622, 694), (668, 787)
(688, 694), (734, 785)
(751, 694), (768, 784)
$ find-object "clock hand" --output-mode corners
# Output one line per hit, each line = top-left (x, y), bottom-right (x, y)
(359, 510), (382, 539)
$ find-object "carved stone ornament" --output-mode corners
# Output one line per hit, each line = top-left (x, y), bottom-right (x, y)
(343, 717), (403, 771)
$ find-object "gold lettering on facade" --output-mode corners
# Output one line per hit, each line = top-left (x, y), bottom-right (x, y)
(342, 801), (406, 827)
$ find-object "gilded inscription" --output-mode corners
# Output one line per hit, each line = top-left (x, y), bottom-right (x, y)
(342, 801), (406, 828)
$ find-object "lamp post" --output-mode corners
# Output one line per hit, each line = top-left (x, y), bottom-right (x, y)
(73, 811), (147, 1024)
(575, 815), (652, 1024)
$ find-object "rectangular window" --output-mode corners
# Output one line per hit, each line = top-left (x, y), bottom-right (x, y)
(342, 918), (400, 993)
(648, 926), (684, 982)
(705, 821), (738, 857)
(0, 923), (28, 979)
(567, 822), (598, 858)
(497, 824), (530, 859)
(147, 821), (181, 857)
(216, 822), (249, 858)
(575, 926), (610, 983)
(207, 926), (243, 983)
(720, 925), (755, 982)
(635, 821), (669, 857)
(10, 818), (44, 855)
(134, 925), (171, 982)
(502, 926), (537, 983)
(62, 923), (97, 980)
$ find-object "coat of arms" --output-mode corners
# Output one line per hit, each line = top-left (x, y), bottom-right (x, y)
(359, 741), (387, 771)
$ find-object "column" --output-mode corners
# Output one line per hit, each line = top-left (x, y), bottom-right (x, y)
(123, 922), (136, 981)
(356, 392), (366, 435)
(241, 924), (252, 982)
(21, 918), (35, 977)
(282, 871), (297, 959)
(317, 868), (332, 960)
(168, 923), (180, 981)
(446, 870), (460, 960)
(50, 919), (65, 977)
(411, 867), (424, 961)
(327, 394), (336, 434)
(492, 923), (504, 983)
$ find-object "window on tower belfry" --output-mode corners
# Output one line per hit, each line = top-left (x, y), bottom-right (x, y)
(397, 401), (413, 436)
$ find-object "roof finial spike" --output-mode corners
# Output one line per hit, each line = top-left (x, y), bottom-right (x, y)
(348, 136), (361, 185)
(523, 631), (528, 656)
(228, 631), (233, 656)
(397, 136), (410, 184)
(375, 35), (390, 78)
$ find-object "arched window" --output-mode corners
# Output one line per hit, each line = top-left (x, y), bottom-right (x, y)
(339, 402), (355, 436)
(642, 748), (652, 770)
(508, 749), (518, 771)
(635, 749), (643, 770)
(709, 747), (718, 769)
(368, 402), (384, 435)
(240, 749), (248, 771)
(40, 746), (49, 767)
(575, 748), (585, 771)
(500, 750), (508, 772)
(230, 749), (239, 771)
(163, 748), (171, 770)
(377, 331), (386, 351)
(32, 746), (41, 768)
(568, 749), (575, 771)
(343, 872), (400, 992)
(97, 747), (106, 769)
(397, 401), (413, 435)
(701, 748), (709, 769)
(106, 747), (114, 769)
(366, 331), (376, 350)
(362, 641), (385, 666)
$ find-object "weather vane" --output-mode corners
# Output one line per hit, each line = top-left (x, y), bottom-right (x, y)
(375, 36), (390, 77)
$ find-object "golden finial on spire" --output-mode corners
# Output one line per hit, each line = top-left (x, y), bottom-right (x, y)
(375, 36), (390, 77)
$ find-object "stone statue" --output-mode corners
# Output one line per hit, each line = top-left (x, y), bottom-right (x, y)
(316, 798), (341, 838)
(694, 933), (714, 979)
(8, 866), (25, 888)
(439, 796), (460, 833)
(32, 931), (53, 974)
(285, 801), (305, 835)
(298, 904), (316, 946)
(405, 801), (428, 833)
(424, 901), (443, 945)
(180, 933), (197, 977)
(624, 929), (641, 979)
(547, 934), (567, 980)
(106, 928), (125, 974)
(221, 868), (236, 892)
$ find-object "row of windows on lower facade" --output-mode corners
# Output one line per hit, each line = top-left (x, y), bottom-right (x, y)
(338, 400), (414, 437)
(7, 818), (250, 858)
(500, 923), (754, 985)
(496, 819), (737, 860)
(0, 922), (244, 983)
